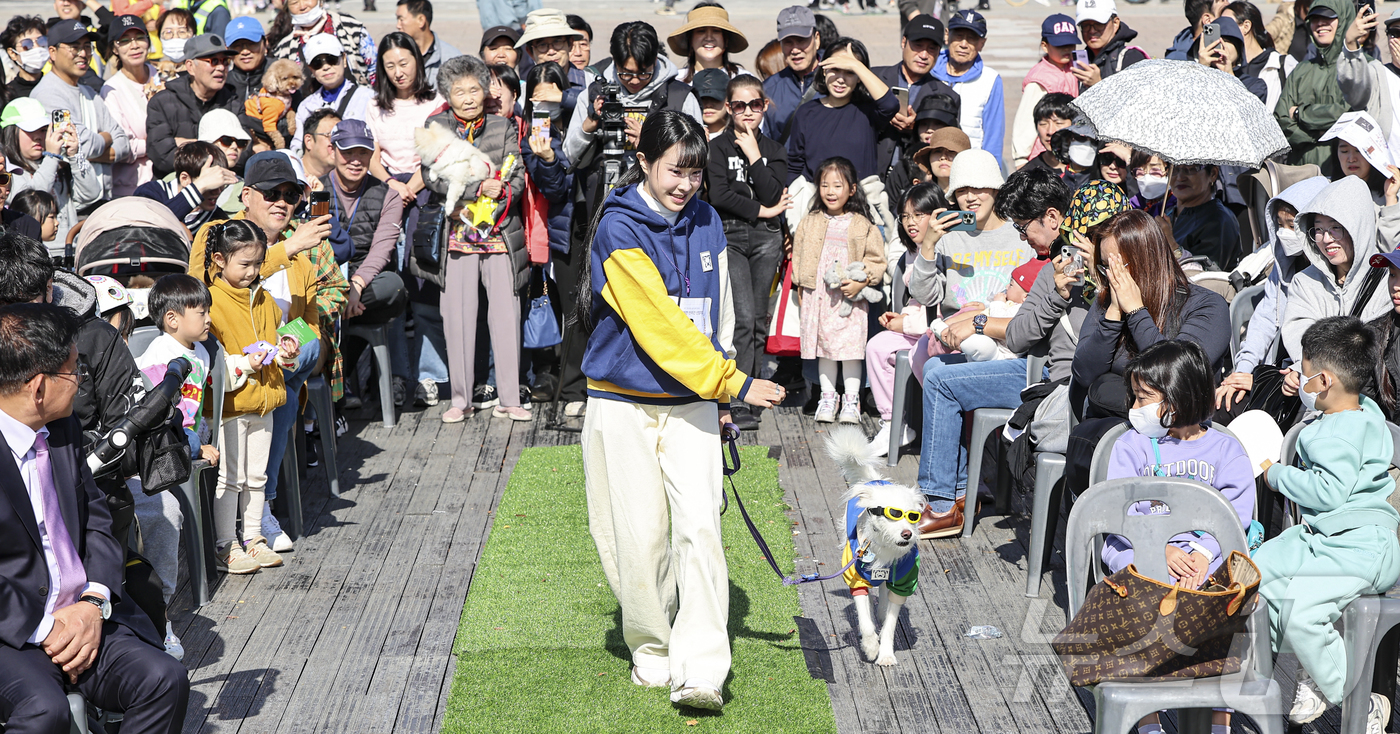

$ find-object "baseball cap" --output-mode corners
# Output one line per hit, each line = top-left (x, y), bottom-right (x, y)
(49, 19), (97, 47)
(1371, 246), (1400, 270)
(224, 16), (265, 46)
(903, 14), (945, 44)
(0, 98), (49, 133)
(914, 92), (960, 128)
(481, 25), (521, 47)
(301, 33), (343, 64)
(1306, 4), (1338, 18)
(691, 68), (729, 102)
(1076, 0), (1117, 25)
(1387, 8), (1400, 26)
(1012, 258), (1049, 293)
(245, 152), (301, 191)
(947, 9), (987, 38)
(108, 14), (145, 45)
(184, 34), (229, 60)
(330, 119), (374, 150)
(1212, 16), (1246, 46)
(1041, 14), (1080, 46)
(776, 5), (816, 40)
(198, 109), (251, 143)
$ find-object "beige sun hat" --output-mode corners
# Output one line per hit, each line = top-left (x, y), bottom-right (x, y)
(666, 6), (749, 57)
(515, 9), (581, 49)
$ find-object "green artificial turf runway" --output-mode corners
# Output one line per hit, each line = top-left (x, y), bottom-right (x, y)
(442, 445), (837, 734)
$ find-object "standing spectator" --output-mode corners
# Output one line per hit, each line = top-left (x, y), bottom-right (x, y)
(101, 14), (159, 198)
(225, 16), (270, 103)
(146, 34), (242, 180)
(567, 13), (592, 72)
(155, 8), (195, 70)
(1225, 1), (1296, 113)
(762, 6), (823, 144)
(396, 0), (462, 87)
(786, 37), (898, 185)
(271, 0), (377, 87)
(162, 0), (231, 38)
(291, 34), (373, 154)
(515, 10), (585, 120)
(33, 19), (132, 200)
(930, 11), (1004, 167)
(1012, 15), (1079, 170)
(480, 26), (521, 68)
(1166, 0), (1223, 60)
(872, 14), (960, 195)
(666, 4), (752, 84)
(365, 31), (442, 244)
(299, 108), (341, 179)
(478, 0), (542, 32)
(911, 126), (970, 202)
(1074, 0), (1149, 88)
(135, 142), (237, 230)
(1170, 163), (1242, 269)
(1, 97), (102, 255)
(2, 16), (50, 101)
(1277, 0), (1351, 175)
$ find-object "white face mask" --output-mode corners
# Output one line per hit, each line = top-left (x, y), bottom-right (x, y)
(1128, 401), (1173, 439)
(291, 3), (326, 27)
(162, 37), (187, 62)
(17, 47), (47, 73)
(1068, 140), (1097, 168)
(1136, 173), (1169, 201)
(1276, 228), (1302, 256)
(1297, 370), (1324, 412)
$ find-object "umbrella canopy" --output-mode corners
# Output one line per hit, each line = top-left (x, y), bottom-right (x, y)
(1070, 58), (1288, 169)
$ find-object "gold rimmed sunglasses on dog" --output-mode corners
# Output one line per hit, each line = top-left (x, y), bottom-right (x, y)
(867, 506), (922, 523)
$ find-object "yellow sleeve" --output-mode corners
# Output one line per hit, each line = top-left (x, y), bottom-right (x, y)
(600, 247), (752, 401)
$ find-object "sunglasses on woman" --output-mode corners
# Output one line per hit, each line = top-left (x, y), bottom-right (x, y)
(16, 37), (48, 52)
(728, 99), (764, 113)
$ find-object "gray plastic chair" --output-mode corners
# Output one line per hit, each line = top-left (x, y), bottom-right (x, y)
(888, 349), (917, 467)
(173, 341), (225, 607)
(277, 418), (304, 540)
(1065, 476), (1285, 734)
(959, 355), (1048, 537)
(305, 375), (341, 497)
(343, 322), (397, 428)
(126, 325), (161, 358)
(1230, 283), (1267, 359)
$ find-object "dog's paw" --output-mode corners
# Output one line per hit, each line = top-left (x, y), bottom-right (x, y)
(861, 635), (880, 661)
(875, 651), (898, 666)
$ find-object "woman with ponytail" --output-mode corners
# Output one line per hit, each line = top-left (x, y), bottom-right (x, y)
(576, 109), (783, 712)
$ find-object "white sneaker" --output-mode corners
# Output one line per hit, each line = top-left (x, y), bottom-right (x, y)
(415, 378), (439, 407)
(564, 401), (586, 418)
(164, 621), (184, 661)
(1290, 672), (1329, 724)
(262, 505), (293, 553)
(1369, 692), (1392, 734)
(839, 393), (861, 424)
(630, 665), (670, 688)
(670, 678), (723, 710)
(869, 420), (915, 457)
(814, 392), (838, 423)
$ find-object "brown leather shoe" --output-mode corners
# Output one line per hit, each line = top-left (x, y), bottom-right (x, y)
(917, 497), (965, 539)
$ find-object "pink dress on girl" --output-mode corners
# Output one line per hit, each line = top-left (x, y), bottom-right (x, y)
(800, 213), (868, 360)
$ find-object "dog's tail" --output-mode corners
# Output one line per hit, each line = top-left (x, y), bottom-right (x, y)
(823, 426), (885, 486)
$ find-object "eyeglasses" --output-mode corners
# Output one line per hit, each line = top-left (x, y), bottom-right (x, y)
(1097, 264), (1110, 281)
(896, 211), (931, 224)
(114, 33), (149, 49)
(1012, 216), (1042, 237)
(309, 54), (341, 70)
(728, 99), (765, 113)
(1173, 164), (1208, 176)
(41, 364), (88, 385)
(1308, 225), (1347, 242)
(616, 67), (654, 81)
(16, 37), (48, 51)
(867, 505), (923, 524)
(258, 186), (302, 204)
(531, 38), (571, 53)
(59, 42), (93, 57)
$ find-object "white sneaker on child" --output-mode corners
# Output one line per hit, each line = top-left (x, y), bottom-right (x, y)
(1290, 672), (1329, 724)
(869, 420), (916, 457)
(814, 392), (838, 423)
(839, 394), (861, 424)
(1368, 692), (1391, 734)
(164, 621), (184, 661)
(262, 504), (294, 552)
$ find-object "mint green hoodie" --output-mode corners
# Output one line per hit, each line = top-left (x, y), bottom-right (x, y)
(1267, 396), (1400, 535)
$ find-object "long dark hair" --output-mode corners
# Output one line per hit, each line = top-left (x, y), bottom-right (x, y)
(1225, 1), (1273, 51)
(266, 7), (292, 50)
(1124, 339), (1215, 429)
(374, 31), (435, 112)
(523, 60), (569, 121)
(571, 110), (709, 332)
(809, 156), (873, 220)
(1095, 210), (1191, 344)
(684, 1), (740, 79)
(1, 125), (72, 193)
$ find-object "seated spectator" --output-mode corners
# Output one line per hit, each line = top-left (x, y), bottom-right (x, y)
(298, 108), (341, 180)
(1130, 149), (1173, 214)
(0, 300), (191, 734)
(1047, 126), (1096, 191)
(2, 16), (49, 100)
(146, 34), (243, 180)
(0, 171), (43, 241)
(270, 0), (377, 87)
(33, 19), (132, 200)
(666, 4), (753, 84)
(292, 33), (374, 155)
(10, 189), (59, 245)
(1277, 0), (1351, 176)
(396, 1), (461, 88)
(1, 97), (102, 256)
(1013, 14), (1079, 170)
(198, 109), (252, 173)
(135, 141), (238, 230)
(1334, 139), (1394, 206)
(1074, 0), (1148, 87)
(225, 16), (269, 103)
(1018, 92), (1075, 177)
(1093, 142), (1134, 197)
(245, 58), (304, 150)
(480, 25), (520, 68)
(1169, 163), (1242, 269)
(786, 36), (898, 185)
(930, 10), (1004, 166)
(101, 14), (160, 198)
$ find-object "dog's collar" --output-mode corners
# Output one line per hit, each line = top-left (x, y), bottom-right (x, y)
(864, 480), (892, 486)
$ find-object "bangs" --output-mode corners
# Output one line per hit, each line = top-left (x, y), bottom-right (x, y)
(671, 133), (709, 170)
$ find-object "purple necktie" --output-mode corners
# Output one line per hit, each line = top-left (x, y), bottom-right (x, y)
(35, 433), (85, 608)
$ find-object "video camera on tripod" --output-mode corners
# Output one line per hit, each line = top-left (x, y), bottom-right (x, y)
(87, 357), (194, 495)
(597, 82), (628, 191)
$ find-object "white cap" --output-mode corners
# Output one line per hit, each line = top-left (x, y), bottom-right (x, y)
(947, 149), (1004, 195)
(198, 109), (250, 142)
(301, 33), (343, 64)
(1076, 0), (1117, 25)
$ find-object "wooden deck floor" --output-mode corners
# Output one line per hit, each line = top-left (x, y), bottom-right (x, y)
(167, 400), (1317, 734)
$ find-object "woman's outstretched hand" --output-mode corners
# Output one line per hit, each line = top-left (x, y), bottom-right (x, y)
(743, 378), (786, 409)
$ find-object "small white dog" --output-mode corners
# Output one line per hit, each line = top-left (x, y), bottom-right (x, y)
(825, 426), (924, 666)
(413, 122), (494, 215)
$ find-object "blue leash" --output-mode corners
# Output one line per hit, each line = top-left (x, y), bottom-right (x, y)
(721, 423), (860, 586)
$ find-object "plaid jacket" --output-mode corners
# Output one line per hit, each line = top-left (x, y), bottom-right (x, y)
(271, 11), (377, 87)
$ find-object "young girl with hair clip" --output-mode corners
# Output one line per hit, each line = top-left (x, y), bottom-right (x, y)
(792, 156), (887, 424)
(574, 109), (783, 711)
(196, 219), (301, 576)
(704, 75), (791, 429)
(1103, 338), (1254, 734)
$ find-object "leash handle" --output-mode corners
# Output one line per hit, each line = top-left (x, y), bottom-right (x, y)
(721, 422), (741, 477)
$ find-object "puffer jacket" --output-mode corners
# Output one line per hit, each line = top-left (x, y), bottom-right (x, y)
(145, 74), (243, 179)
(1275, 0), (1354, 175)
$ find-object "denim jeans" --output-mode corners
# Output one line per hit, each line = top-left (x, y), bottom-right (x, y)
(265, 337), (321, 503)
(412, 301), (449, 385)
(916, 355), (1028, 500)
(476, 0), (540, 29)
(723, 218), (783, 379)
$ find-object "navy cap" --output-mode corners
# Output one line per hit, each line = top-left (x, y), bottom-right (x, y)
(1306, 4), (1338, 18)
(691, 68), (729, 101)
(947, 9), (987, 38)
(245, 152), (300, 191)
(481, 25), (521, 47)
(1041, 14), (1080, 46)
(330, 119), (374, 150)
(1371, 247), (1400, 270)
(1212, 17), (1246, 46)
(904, 14), (945, 44)
(108, 14), (145, 45)
(49, 19), (96, 47)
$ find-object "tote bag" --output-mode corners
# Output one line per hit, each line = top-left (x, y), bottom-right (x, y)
(765, 259), (801, 357)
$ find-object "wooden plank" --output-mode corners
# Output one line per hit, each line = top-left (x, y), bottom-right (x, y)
(346, 560), (445, 733)
(473, 414), (512, 473)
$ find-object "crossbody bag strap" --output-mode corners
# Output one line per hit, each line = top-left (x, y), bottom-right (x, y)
(335, 83), (359, 117)
(1351, 266), (1386, 318)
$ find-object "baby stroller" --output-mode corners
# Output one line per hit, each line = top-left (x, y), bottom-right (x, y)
(71, 197), (192, 284)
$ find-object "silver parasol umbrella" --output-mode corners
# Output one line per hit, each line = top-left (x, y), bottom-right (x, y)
(1070, 58), (1289, 169)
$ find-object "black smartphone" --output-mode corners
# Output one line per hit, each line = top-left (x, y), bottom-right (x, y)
(309, 190), (330, 217)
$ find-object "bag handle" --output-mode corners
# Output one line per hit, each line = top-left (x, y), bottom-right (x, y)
(1158, 584), (1180, 615)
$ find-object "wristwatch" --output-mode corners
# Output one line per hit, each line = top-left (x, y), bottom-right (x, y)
(79, 594), (111, 620)
(973, 314), (988, 335)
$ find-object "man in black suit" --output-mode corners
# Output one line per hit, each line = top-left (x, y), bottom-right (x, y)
(0, 303), (188, 734)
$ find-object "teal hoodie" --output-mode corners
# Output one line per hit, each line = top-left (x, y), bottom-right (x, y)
(1267, 395), (1400, 535)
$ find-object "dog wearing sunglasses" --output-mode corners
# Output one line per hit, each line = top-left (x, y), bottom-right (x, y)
(825, 427), (922, 666)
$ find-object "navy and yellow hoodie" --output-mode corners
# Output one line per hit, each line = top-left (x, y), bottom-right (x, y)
(582, 184), (753, 405)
